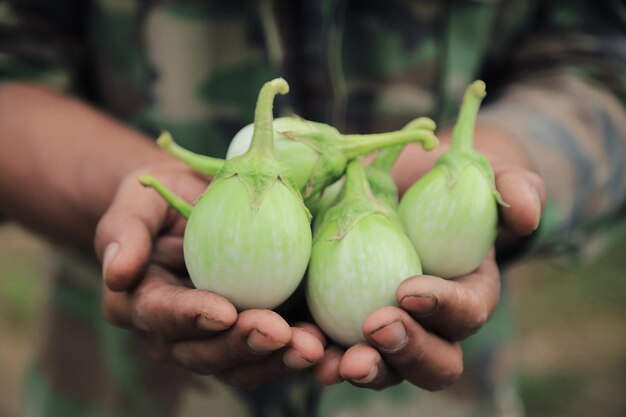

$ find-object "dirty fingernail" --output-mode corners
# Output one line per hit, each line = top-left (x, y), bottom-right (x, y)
(369, 319), (407, 352)
(283, 349), (314, 369)
(247, 328), (281, 354)
(196, 314), (232, 332)
(353, 365), (379, 384)
(400, 293), (438, 316)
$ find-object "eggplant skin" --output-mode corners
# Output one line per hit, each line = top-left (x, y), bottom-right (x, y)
(184, 178), (312, 310)
(307, 214), (422, 347)
(399, 165), (497, 279)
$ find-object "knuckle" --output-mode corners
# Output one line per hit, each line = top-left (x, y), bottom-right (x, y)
(465, 307), (488, 337)
(173, 348), (216, 376)
(132, 293), (162, 333)
(422, 360), (464, 392)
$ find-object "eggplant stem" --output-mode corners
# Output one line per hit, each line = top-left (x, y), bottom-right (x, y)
(157, 131), (224, 176)
(138, 175), (193, 219)
(450, 80), (486, 153)
(247, 78), (289, 159)
(342, 158), (373, 201)
(403, 117), (437, 132)
(369, 118), (437, 172)
(341, 129), (439, 158)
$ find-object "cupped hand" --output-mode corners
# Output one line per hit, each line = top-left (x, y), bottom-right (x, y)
(394, 125), (546, 248)
(314, 127), (546, 390)
(313, 250), (499, 390)
(94, 162), (325, 388)
(94, 161), (204, 292)
(102, 265), (325, 388)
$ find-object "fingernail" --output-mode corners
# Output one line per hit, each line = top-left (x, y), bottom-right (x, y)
(283, 349), (314, 369)
(102, 242), (120, 278)
(368, 319), (407, 352)
(530, 186), (542, 230)
(247, 328), (280, 354)
(353, 365), (379, 384)
(400, 293), (438, 316)
(196, 314), (232, 332)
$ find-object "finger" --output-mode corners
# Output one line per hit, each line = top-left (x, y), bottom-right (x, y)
(364, 307), (464, 391)
(312, 345), (344, 386)
(494, 165), (545, 237)
(291, 322), (328, 349)
(217, 327), (325, 389)
(282, 327), (326, 369)
(170, 309), (291, 375)
(95, 205), (162, 292)
(102, 265), (237, 339)
(397, 250), (500, 341)
(338, 344), (402, 390)
(95, 172), (206, 291)
(152, 235), (186, 273)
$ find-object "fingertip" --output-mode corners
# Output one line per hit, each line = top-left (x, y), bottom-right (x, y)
(498, 168), (544, 236)
(103, 241), (150, 291)
(292, 328), (325, 361)
(97, 213), (155, 291)
(312, 346), (344, 386)
(338, 344), (379, 382)
(102, 241), (119, 279)
(195, 293), (238, 332)
(396, 275), (439, 302)
(239, 309), (292, 348)
(282, 328), (325, 369)
(292, 322), (328, 348)
(362, 306), (405, 336)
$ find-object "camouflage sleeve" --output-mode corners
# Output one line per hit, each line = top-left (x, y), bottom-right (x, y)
(0, 0), (88, 93)
(478, 1), (626, 258)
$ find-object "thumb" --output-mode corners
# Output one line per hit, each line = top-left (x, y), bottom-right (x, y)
(95, 182), (168, 291)
(495, 165), (545, 238)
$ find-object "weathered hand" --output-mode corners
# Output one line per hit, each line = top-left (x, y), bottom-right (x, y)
(94, 161), (207, 291)
(313, 128), (545, 390)
(94, 162), (325, 388)
(394, 126), (546, 248)
(102, 265), (325, 388)
(313, 251), (498, 390)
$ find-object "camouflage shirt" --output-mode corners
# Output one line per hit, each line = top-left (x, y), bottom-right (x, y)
(1, 1), (625, 416)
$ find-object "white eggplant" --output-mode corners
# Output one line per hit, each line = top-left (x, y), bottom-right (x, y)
(307, 159), (421, 346)
(398, 81), (505, 278)
(140, 78), (312, 309)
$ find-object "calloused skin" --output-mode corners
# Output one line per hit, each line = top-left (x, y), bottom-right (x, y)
(96, 126), (545, 390)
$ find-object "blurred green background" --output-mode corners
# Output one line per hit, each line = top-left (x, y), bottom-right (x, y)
(0, 223), (625, 417)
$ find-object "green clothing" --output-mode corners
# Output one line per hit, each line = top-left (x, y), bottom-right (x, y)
(1, 1), (625, 416)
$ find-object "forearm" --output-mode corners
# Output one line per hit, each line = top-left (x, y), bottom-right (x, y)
(0, 83), (170, 250)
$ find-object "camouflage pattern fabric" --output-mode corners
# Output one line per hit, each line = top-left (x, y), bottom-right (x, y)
(1, 0), (625, 416)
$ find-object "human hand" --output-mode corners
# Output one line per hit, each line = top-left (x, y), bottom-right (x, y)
(312, 126), (545, 390)
(101, 265), (326, 388)
(312, 250), (499, 390)
(394, 125), (546, 246)
(94, 162), (325, 388)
